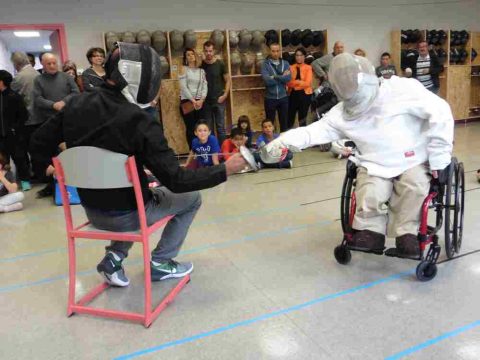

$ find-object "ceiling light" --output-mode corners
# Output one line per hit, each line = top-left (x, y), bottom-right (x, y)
(43, 44), (52, 50)
(14, 31), (40, 38)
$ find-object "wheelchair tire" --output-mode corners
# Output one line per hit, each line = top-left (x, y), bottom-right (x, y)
(444, 158), (458, 259)
(416, 261), (437, 282)
(454, 162), (465, 253)
(340, 171), (355, 233)
(334, 245), (351, 265)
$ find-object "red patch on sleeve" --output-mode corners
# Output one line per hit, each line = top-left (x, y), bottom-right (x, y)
(404, 150), (415, 158)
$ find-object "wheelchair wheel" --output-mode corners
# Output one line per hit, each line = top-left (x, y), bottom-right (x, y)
(340, 165), (356, 233)
(416, 261), (437, 282)
(334, 245), (351, 265)
(444, 158), (464, 258)
(454, 162), (465, 253)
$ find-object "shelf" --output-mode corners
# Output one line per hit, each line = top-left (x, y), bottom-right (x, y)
(439, 75), (446, 79)
(232, 87), (265, 91)
(471, 74), (480, 77)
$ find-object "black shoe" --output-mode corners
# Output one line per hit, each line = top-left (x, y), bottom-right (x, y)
(349, 229), (385, 252)
(36, 183), (53, 198)
(395, 234), (420, 259)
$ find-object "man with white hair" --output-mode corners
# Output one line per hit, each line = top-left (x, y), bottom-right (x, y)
(311, 41), (345, 87)
(32, 53), (79, 197)
(10, 51), (40, 191)
(265, 53), (453, 258)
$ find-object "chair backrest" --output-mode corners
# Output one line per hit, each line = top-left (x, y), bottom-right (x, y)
(57, 146), (132, 189)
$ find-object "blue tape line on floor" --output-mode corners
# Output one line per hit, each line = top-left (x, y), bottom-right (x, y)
(0, 220), (333, 293)
(113, 270), (415, 360)
(385, 320), (480, 360)
(0, 205), (301, 264)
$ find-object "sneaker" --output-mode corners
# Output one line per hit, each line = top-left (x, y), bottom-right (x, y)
(96, 251), (130, 287)
(150, 260), (193, 281)
(21, 181), (31, 191)
(36, 183), (53, 198)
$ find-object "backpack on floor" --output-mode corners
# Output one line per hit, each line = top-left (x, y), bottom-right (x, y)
(54, 179), (81, 206)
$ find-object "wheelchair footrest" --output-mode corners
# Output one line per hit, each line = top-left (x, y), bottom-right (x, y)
(346, 246), (385, 255)
(384, 247), (421, 260)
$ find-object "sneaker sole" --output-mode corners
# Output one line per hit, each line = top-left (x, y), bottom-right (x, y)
(151, 264), (194, 282)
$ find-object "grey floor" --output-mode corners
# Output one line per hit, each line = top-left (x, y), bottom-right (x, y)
(1, 123), (480, 360)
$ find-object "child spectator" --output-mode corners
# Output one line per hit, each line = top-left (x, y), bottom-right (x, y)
(255, 119), (293, 169)
(221, 127), (246, 161)
(237, 115), (253, 148)
(185, 120), (220, 169)
(0, 152), (25, 213)
(376, 52), (397, 79)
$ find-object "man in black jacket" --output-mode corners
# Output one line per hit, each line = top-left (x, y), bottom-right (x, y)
(31, 43), (246, 287)
(0, 70), (30, 189)
(405, 41), (443, 95)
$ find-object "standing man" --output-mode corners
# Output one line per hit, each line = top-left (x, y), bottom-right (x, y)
(0, 70), (30, 191)
(405, 41), (443, 94)
(11, 51), (39, 190)
(201, 40), (230, 144)
(311, 41), (345, 87)
(31, 53), (79, 197)
(376, 52), (397, 79)
(261, 43), (292, 132)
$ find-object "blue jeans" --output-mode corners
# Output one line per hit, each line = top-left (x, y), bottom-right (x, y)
(203, 100), (226, 144)
(265, 97), (289, 132)
(84, 187), (202, 263)
(144, 106), (160, 122)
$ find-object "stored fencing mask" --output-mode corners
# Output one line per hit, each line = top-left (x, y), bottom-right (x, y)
(105, 42), (162, 106)
(329, 53), (379, 119)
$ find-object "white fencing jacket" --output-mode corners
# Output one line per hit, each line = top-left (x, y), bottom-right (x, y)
(280, 76), (454, 179)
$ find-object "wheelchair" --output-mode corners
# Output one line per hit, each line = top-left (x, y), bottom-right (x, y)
(334, 158), (465, 281)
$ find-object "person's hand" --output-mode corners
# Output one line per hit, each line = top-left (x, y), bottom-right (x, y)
(196, 99), (204, 109)
(150, 99), (158, 108)
(283, 70), (291, 76)
(342, 147), (353, 157)
(58, 142), (67, 152)
(53, 101), (66, 111)
(421, 68), (429, 75)
(0, 169), (5, 181)
(225, 153), (248, 176)
(217, 94), (227, 104)
(46, 165), (56, 177)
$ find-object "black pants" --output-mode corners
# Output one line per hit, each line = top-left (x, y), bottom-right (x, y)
(0, 134), (30, 181)
(288, 90), (311, 129)
(180, 100), (205, 150)
(264, 97), (289, 133)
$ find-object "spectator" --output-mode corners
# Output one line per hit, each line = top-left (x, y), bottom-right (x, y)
(405, 41), (443, 94)
(179, 48), (208, 149)
(0, 70), (31, 191)
(26, 53), (36, 68)
(261, 43), (292, 132)
(201, 41), (230, 144)
(312, 41), (345, 87)
(376, 52), (397, 79)
(185, 120), (220, 169)
(354, 48), (366, 57)
(0, 152), (25, 213)
(287, 47), (313, 129)
(81, 47), (106, 91)
(32, 53), (79, 198)
(221, 127), (246, 161)
(255, 119), (292, 169)
(236, 115), (253, 148)
(63, 61), (84, 92)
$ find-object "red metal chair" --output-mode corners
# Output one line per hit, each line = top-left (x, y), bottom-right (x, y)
(53, 146), (190, 327)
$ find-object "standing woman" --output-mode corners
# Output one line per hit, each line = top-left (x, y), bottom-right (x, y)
(179, 48), (208, 148)
(81, 47), (106, 91)
(287, 48), (313, 129)
(63, 61), (84, 92)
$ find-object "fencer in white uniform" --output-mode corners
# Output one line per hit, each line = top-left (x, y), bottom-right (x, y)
(265, 53), (454, 257)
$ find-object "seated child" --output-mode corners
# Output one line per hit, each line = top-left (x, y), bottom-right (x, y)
(221, 127), (246, 161)
(255, 119), (293, 169)
(237, 115), (253, 148)
(185, 121), (220, 169)
(0, 152), (25, 213)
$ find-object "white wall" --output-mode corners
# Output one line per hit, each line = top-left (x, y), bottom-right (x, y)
(1, 0), (479, 69)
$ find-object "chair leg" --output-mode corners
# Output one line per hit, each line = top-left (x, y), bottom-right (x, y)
(67, 236), (76, 317)
(142, 237), (152, 327)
